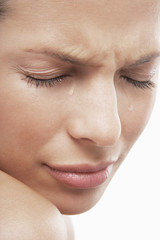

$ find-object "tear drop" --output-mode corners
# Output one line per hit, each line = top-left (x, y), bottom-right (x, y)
(68, 86), (74, 96)
(128, 104), (134, 112)
(68, 80), (75, 96)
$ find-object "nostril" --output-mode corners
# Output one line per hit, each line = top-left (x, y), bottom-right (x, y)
(80, 138), (97, 144)
(67, 104), (121, 147)
(67, 116), (121, 147)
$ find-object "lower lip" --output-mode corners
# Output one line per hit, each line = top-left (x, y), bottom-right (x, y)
(45, 165), (113, 189)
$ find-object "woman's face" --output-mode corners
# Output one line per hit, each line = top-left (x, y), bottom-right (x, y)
(0, 0), (160, 214)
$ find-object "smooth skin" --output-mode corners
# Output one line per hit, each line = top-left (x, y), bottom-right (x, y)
(0, 0), (160, 239)
(0, 170), (74, 240)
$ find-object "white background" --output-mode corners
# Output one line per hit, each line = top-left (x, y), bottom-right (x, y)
(71, 85), (160, 240)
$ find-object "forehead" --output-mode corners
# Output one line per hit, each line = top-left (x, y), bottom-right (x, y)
(10, 0), (160, 26)
(2, 0), (160, 67)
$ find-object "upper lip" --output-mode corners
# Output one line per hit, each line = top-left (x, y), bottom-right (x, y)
(44, 161), (115, 173)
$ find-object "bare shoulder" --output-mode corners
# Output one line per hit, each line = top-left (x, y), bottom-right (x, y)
(0, 170), (74, 240)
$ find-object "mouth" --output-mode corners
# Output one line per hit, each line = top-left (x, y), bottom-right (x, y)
(43, 162), (114, 189)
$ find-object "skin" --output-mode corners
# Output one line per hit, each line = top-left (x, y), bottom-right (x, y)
(0, 0), (160, 238)
(0, 171), (71, 240)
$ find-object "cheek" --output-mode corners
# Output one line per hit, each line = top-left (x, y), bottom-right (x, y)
(119, 89), (156, 148)
(0, 83), (65, 169)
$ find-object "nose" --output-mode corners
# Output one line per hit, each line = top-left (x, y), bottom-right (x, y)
(67, 78), (121, 147)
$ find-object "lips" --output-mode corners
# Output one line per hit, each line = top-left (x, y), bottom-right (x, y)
(44, 162), (114, 189)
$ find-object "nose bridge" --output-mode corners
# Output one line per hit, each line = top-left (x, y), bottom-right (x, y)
(84, 79), (121, 146)
(68, 78), (121, 147)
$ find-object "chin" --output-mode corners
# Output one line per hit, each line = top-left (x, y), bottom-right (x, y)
(35, 182), (108, 215)
(14, 168), (113, 215)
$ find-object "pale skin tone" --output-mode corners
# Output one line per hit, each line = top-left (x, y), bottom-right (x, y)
(0, 0), (160, 239)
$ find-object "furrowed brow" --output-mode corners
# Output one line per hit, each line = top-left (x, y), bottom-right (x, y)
(24, 48), (90, 66)
(24, 48), (160, 68)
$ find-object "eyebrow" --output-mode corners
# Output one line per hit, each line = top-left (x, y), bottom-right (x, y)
(24, 48), (160, 67)
(127, 52), (160, 67)
(25, 49), (89, 66)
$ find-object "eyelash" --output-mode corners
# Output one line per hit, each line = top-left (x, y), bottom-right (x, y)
(121, 76), (155, 90)
(24, 74), (70, 88)
(23, 74), (155, 90)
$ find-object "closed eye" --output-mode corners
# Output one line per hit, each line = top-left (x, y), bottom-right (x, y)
(23, 74), (70, 88)
(121, 75), (155, 90)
